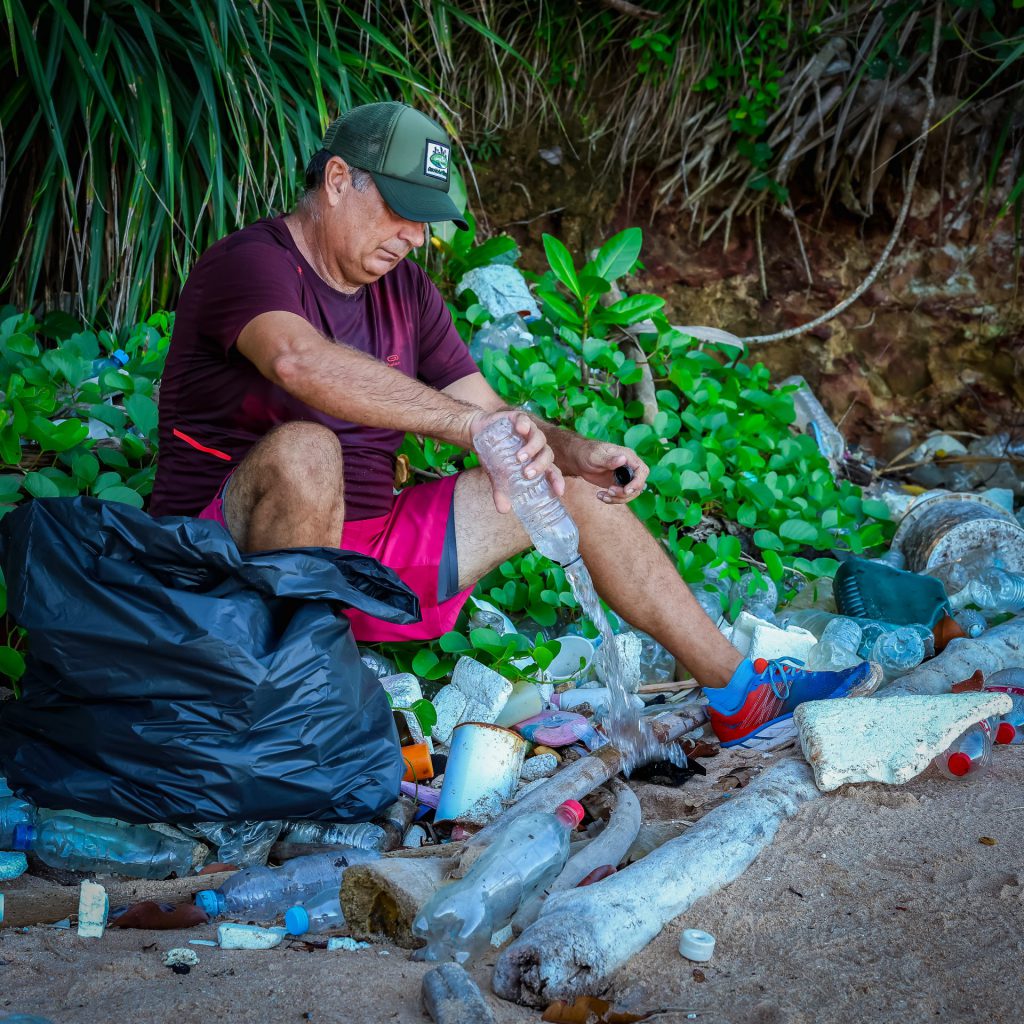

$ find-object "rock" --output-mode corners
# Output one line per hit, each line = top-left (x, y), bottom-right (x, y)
(794, 693), (1012, 791)
(327, 936), (371, 951)
(422, 963), (497, 1024)
(431, 658), (513, 746)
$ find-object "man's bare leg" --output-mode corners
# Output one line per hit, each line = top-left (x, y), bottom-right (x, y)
(220, 422), (346, 552)
(454, 468), (741, 688)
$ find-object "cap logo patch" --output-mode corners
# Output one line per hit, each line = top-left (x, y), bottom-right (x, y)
(424, 141), (450, 181)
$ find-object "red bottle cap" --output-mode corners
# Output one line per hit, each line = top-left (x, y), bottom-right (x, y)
(947, 752), (972, 777)
(995, 722), (1016, 745)
(558, 800), (585, 828)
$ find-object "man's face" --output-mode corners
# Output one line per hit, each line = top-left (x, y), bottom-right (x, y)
(323, 160), (426, 289)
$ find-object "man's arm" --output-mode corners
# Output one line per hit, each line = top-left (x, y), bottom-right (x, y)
(239, 310), (484, 446)
(443, 372), (648, 503)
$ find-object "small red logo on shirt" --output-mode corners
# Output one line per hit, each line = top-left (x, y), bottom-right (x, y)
(386, 354), (400, 367)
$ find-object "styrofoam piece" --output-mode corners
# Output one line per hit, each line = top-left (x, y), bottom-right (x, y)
(327, 936), (371, 951)
(189, 939), (218, 946)
(795, 693), (1012, 791)
(435, 722), (527, 825)
(164, 947), (199, 968)
(594, 632), (642, 692)
(217, 923), (287, 950)
(431, 657), (514, 746)
(748, 621), (817, 663)
(77, 881), (108, 939)
(0, 851), (27, 881)
(679, 928), (715, 962)
(493, 759), (819, 1006)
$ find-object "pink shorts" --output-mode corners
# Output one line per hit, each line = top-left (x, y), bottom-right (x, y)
(198, 473), (473, 643)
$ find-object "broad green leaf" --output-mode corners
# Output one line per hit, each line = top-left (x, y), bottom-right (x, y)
(23, 472), (60, 499)
(862, 499), (892, 521)
(779, 520), (820, 544)
(438, 631), (471, 653)
(95, 485), (144, 509)
(542, 234), (582, 300)
(753, 528), (784, 551)
(593, 227), (642, 282)
(125, 394), (158, 439)
(0, 645), (25, 682)
(411, 649), (440, 677)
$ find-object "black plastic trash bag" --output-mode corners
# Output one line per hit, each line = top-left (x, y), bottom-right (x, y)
(0, 497), (419, 824)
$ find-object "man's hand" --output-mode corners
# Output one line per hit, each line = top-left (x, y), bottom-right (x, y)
(568, 438), (648, 504)
(471, 409), (564, 515)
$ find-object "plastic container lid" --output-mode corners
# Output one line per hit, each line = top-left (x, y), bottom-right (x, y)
(284, 905), (310, 936)
(194, 890), (222, 916)
(11, 823), (35, 851)
(679, 928), (716, 962)
(995, 722), (1016, 745)
(947, 752), (972, 777)
(558, 800), (585, 828)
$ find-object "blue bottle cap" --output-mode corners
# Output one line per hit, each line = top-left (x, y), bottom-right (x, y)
(112, 349), (129, 366)
(284, 905), (310, 936)
(194, 889), (221, 916)
(11, 823), (35, 851)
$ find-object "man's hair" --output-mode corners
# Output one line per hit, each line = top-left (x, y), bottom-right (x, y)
(302, 149), (373, 197)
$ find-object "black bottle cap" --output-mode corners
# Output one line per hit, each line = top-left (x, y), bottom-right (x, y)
(613, 466), (634, 486)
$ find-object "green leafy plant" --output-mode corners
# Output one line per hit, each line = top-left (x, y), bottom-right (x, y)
(0, 308), (172, 689)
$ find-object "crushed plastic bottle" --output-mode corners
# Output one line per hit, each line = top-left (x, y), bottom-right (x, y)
(284, 885), (345, 935)
(456, 264), (541, 322)
(411, 800), (584, 964)
(931, 723), (993, 780)
(474, 415), (580, 567)
(279, 821), (388, 852)
(869, 627), (927, 678)
(729, 573), (779, 623)
(806, 617), (864, 672)
(468, 313), (535, 364)
(195, 850), (375, 919)
(182, 820), (284, 868)
(781, 375), (846, 472)
(949, 568), (1024, 615)
(984, 670), (1024, 746)
(0, 794), (37, 849)
(952, 609), (988, 638)
(782, 608), (935, 659)
(12, 815), (195, 879)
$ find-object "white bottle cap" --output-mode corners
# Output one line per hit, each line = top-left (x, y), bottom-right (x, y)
(679, 928), (715, 962)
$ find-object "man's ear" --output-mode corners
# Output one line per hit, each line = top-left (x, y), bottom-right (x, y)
(323, 156), (351, 202)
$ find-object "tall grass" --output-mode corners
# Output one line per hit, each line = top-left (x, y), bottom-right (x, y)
(2, 1), (1020, 326)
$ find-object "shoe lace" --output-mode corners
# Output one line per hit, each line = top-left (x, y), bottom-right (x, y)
(763, 656), (806, 700)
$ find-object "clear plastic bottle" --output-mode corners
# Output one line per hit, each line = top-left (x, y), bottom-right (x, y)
(984, 670), (1024, 745)
(195, 850), (376, 919)
(953, 609), (988, 638)
(780, 375), (846, 471)
(693, 564), (731, 623)
(806, 617), (864, 672)
(783, 609), (935, 660)
(0, 795), (38, 849)
(182, 820), (284, 868)
(468, 313), (534, 364)
(949, 568), (1024, 615)
(729, 573), (779, 623)
(284, 885), (345, 935)
(11, 815), (195, 878)
(474, 416), (580, 567)
(411, 800), (585, 964)
(278, 821), (388, 851)
(931, 723), (993, 779)
(869, 627), (926, 677)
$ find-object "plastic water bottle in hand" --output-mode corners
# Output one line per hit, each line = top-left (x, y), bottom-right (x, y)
(474, 416), (580, 567)
(411, 800), (584, 964)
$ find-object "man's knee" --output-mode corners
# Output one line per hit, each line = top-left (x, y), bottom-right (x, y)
(257, 422), (343, 487)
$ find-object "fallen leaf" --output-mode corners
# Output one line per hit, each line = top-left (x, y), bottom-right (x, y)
(692, 969), (706, 983)
(979, 836), (998, 846)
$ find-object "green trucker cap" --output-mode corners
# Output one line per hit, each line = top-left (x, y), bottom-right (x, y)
(321, 102), (467, 230)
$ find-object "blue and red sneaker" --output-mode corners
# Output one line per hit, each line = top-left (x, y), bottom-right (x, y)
(707, 656), (882, 750)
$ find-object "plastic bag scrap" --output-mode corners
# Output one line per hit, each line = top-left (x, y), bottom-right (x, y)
(0, 497), (419, 824)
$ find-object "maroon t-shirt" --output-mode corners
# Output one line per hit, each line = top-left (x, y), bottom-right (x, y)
(150, 216), (478, 521)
